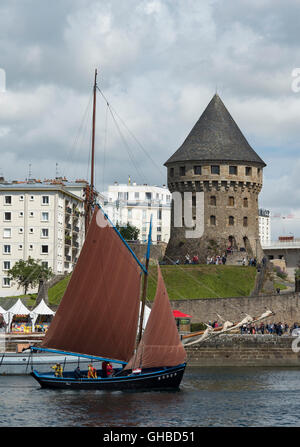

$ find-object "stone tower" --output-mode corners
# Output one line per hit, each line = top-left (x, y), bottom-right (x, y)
(164, 94), (266, 263)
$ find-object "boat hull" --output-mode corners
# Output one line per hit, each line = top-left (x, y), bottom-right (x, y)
(31, 363), (186, 391)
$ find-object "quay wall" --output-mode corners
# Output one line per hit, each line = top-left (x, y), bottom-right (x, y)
(185, 335), (300, 367)
(170, 292), (300, 326)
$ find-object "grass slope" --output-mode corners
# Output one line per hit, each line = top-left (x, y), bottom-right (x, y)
(147, 265), (257, 301)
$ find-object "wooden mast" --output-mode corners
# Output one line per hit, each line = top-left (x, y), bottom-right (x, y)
(137, 215), (152, 345)
(85, 68), (98, 236)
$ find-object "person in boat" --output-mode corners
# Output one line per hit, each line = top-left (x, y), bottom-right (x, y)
(102, 361), (113, 378)
(74, 366), (82, 379)
(51, 363), (63, 377)
(87, 364), (97, 379)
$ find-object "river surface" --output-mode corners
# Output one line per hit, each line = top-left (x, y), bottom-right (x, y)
(1, 367), (300, 427)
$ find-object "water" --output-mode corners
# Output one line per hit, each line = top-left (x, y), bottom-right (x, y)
(1, 367), (300, 427)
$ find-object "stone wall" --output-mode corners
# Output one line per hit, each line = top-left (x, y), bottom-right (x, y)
(185, 334), (300, 367)
(170, 292), (300, 326)
(128, 242), (167, 263)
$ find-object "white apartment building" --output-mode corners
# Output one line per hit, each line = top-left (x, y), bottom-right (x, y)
(0, 179), (87, 297)
(258, 208), (271, 245)
(103, 182), (171, 243)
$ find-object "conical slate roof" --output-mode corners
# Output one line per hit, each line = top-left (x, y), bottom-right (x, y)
(165, 94), (266, 166)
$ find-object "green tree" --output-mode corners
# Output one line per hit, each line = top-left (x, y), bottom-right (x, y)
(116, 222), (140, 241)
(8, 257), (53, 295)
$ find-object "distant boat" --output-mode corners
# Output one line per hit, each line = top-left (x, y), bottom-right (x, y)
(30, 207), (187, 390)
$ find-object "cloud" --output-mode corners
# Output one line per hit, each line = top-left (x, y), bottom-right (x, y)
(0, 0), (300, 240)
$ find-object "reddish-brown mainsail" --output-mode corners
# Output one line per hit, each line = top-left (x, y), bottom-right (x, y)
(125, 265), (186, 370)
(42, 208), (141, 363)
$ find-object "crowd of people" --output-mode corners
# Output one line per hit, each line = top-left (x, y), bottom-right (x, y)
(240, 322), (299, 336)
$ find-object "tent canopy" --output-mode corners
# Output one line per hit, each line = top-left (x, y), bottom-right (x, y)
(7, 299), (30, 316)
(30, 299), (55, 317)
(0, 305), (8, 325)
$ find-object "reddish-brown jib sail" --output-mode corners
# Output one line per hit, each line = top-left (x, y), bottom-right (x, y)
(125, 265), (186, 370)
(42, 208), (142, 362)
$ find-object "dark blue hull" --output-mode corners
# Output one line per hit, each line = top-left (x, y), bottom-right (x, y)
(31, 363), (186, 391)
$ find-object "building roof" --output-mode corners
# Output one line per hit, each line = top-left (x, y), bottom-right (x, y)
(165, 94), (266, 167)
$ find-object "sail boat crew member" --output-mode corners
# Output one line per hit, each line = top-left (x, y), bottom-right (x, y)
(51, 363), (63, 377)
(88, 364), (97, 379)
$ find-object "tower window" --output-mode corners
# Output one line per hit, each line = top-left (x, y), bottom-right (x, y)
(210, 196), (216, 206)
(243, 198), (248, 208)
(210, 215), (216, 226)
(229, 166), (237, 175)
(180, 166), (185, 176)
(245, 167), (252, 176)
(228, 216), (234, 226)
(228, 196), (234, 206)
(243, 217), (248, 227)
(170, 167), (174, 177)
(193, 165), (202, 175)
(211, 165), (220, 175)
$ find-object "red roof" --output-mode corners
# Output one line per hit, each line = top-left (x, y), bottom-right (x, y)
(172, 310), (192, 319)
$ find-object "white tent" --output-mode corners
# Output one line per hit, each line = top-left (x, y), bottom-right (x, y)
(7, 299), (31, 332)
(0, 305), (8, 326)
(30, 299), (55, 330)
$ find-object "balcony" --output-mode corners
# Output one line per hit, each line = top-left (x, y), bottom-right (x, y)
(66, 223), (72, 230)
(72, 241), (79, 248)
(65, 238), (71, 246)
(72, 226), (79, 233)
(66, 207), (72, 214)
(65, 255), (71, 262)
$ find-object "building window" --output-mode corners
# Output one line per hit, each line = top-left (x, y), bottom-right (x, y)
(229, 216), (234, 226)
(20, 195), (24, 201)
(157, 226), (161, 232)
(41, 228), (49, 238)
(41, 245), (48, 254)
(170, 167), (174, 177)
(4, 212), (11, 221)
(192, 195), (196, 207)
(228, 196), (234, 206)
(128, 209), (132, 218)
(3, 228), (11, 238)
(19, 211), (24, 217)
(3, 277), (10, 287)
(145, 192), (152, 201)
(29, 244), (33, 250)
(157, 235), (161, 242)
(42, 196), (49, 205)
(134, 192), (139, 199)
(245, 167), (252, 176)
(4, 245), (11, 254)
(166, 195), (171, 203)
(3, 261), (10, 270)
(29, 212), (34, 217)
(210, 215), (216, 226)
(4, 196), (12, 204)
(194, 166), (202, 175)
(18, 244), (23, 250)
(29, 228), (34, 233)
(42, 261), (48, 268)
(42, 212), (49, 221)
(210, 196), (216, 206)
(257, 168), (261, 175)
(243, 217), (248, 227)
(30, 195), (34, 201)
(19, 228), (23, 234)
(229, 166), (237, 175)
(180, 166), (185, 176)
(157, 209), (162, 220)
(243, 198), (248, 208)
(211, 165), (220, 175)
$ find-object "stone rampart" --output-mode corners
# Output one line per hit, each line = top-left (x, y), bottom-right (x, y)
(170, 292), (300, 326)
(185, 334), (300, 367)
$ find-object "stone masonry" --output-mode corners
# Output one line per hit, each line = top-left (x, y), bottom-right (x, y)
(164, 94), (266, 264)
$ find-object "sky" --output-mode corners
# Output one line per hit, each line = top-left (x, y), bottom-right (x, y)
(0, 0), (300, 240)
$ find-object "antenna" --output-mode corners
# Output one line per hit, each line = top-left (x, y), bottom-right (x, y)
(56, 162), (59, 178)
(28, 163), (32, 180)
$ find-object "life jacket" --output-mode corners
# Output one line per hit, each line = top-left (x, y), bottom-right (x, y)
(106, 363), (113, 376)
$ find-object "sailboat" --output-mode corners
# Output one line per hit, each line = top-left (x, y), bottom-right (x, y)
(30, 70), (186, 390)
(30, 207), (187, 390)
